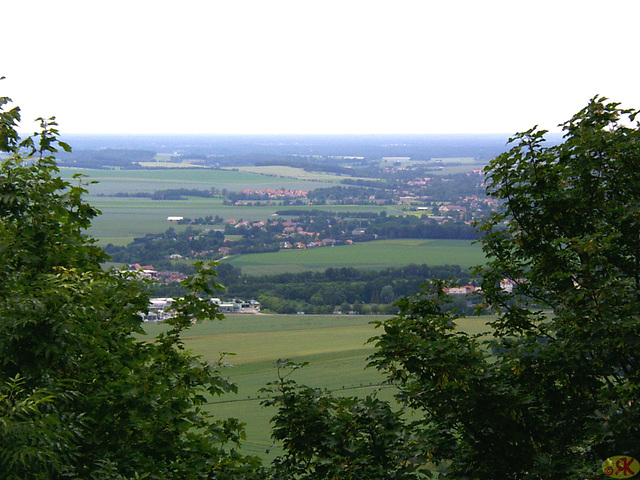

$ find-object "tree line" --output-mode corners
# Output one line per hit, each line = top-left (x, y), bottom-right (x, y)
(105, 187), (222, 201)
(225, 264), (477, 315)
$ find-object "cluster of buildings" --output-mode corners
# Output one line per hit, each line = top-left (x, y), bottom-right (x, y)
(127, 264), (186, 283)
(442, 279), (523, 296)
(443, 285), (480, 295)
(214, 298), (261, 313)
(231, 189), (310, 205)
(142, 297), (261, 322)
(281, 238), (344, 249)
(239, 188), (310, 199)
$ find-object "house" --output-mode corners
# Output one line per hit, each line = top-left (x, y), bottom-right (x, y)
(143, 297), (175, 322)
(167, 216), (184, 222)
(439, 205), (465, 213)
(443, 286), (478, 295)
(218, 302), (241, 313)
(128, 264), (157, 279)
(500, 278), (525, 292)
(215, 299), (260, 314)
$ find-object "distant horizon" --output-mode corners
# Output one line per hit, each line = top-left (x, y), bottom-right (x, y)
(46, 132), (563, 161)
(56, 132), (521, 138)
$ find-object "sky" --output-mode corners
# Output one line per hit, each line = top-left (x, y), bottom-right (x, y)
(2, 0), (639, 135)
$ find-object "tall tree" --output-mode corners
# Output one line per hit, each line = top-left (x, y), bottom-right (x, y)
(0, 86), (263, 479)
(368, 97), (640, 479)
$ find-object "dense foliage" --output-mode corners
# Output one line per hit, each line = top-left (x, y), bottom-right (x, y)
(0, 87), (263, 479)
(146, 263), (478, 315)
(228, 265), (476, 314)
(261, 97), (640, 480)
(368, 97), (640, 478)
(107, 187), (223, 201)
(260, 360), (424, 480)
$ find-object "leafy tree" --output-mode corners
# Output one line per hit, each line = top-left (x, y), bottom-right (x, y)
(262, 360), (425, 480)
(369, 97), (640, 479)
(380, 285), (396, 304)
(0, 87), (263, 478)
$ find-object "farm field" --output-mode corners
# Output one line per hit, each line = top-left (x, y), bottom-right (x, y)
(60, 167), (336, 196)
(141, 313), (494, 459)
(222, 238), (485, 275)
(87, 196), (262, 245)
(225, 165), (373, 182)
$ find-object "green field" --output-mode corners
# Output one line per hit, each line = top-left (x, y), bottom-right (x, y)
(227, 165), (372, 182)
(87, 196), (262, 245)
(222, 238), (485, 275)
(141, 313), (493, 459)
(61, 167), (336, 196)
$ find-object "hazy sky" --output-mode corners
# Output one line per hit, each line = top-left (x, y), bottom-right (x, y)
(3, 0), (639, 135)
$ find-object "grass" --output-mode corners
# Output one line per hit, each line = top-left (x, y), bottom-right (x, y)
(226, 165), (370, 183)
(140, 313), (494, 459)
(142, 314), (386, 458)
(222, 239), (485, 275)
(84, 197), (311, 244)
(60, 167), (335, 196)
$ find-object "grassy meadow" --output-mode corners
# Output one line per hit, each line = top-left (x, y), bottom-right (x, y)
(222, 238), (485, 275)
(141, 313), (494, 459)
(226, 165), (373, 182)
(61, 167), (336, 196)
